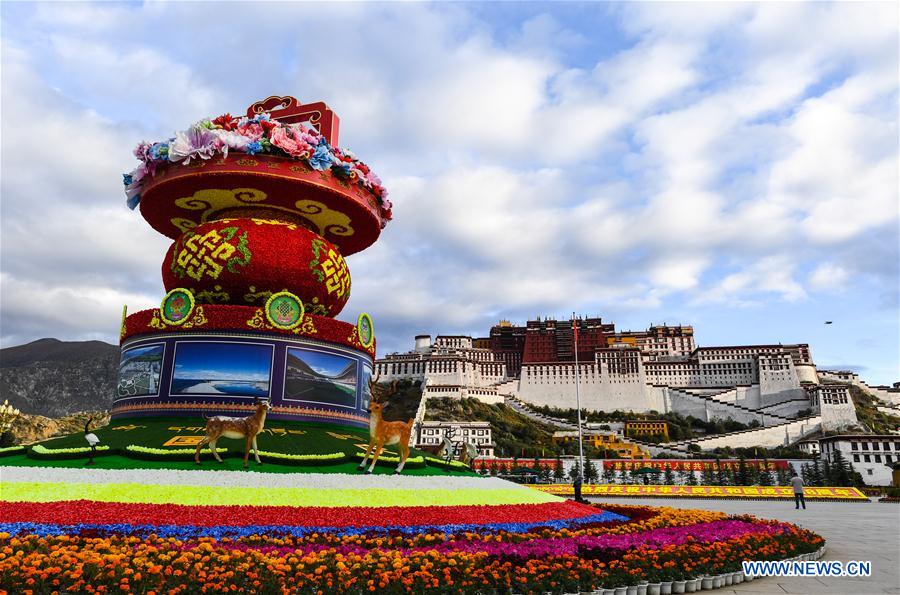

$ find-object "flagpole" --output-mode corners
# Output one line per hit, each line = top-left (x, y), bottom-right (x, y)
(573, 312), (585, 482)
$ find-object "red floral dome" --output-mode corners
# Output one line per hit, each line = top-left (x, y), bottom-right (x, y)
(161, 217), (350, 316)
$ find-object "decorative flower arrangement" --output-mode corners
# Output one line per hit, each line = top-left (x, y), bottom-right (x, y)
(122, 305), (375, 358)
(0, 499), (824, 594)
(123, 113), (392, 225)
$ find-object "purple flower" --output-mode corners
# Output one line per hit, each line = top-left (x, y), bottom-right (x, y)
(168, 127), (220, 164)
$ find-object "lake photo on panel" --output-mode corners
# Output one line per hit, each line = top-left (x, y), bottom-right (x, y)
(285, 348), (358, 408)
(117, 344), (164, 398)
(171, 342), (272, 397)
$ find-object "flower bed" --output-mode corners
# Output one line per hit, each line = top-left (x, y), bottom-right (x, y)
(0, 467), (825, 593)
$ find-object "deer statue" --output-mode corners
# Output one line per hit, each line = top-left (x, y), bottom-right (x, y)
(358, 375), (414, 474)
(194, 397), (269, 468)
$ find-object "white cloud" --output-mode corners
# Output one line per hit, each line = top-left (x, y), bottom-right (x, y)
(0, 1), (896, 385)
(809, 263), (850, 291)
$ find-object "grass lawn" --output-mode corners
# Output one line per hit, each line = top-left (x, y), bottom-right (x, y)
(4, 417), (476, 476)
(0, 452), (472, 475)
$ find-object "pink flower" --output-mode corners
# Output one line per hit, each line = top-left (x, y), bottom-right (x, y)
(270, 126), (312, 158)
(235, 122), (265, 141)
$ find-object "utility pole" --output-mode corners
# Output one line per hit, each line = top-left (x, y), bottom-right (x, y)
(573, 313), (585, 483)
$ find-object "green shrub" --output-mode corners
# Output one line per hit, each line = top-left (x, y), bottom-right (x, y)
(29, 444), (114, 460)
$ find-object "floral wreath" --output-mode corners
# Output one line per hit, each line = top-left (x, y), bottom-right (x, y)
(123, 113), (392, 226)
(265, 291), (305, 331)
(357, 312), (375, 349)
(160, 288), (195, 326)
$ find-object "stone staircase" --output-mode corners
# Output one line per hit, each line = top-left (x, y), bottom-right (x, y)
(668, 414), (823, 451)
(503, 394), (578, 430)
(666, 386), (794, 425)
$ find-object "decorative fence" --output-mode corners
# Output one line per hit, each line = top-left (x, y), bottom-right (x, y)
(532, 483), (869, 501)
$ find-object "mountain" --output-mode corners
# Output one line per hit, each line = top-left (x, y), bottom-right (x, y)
(0, 338), (119, 417)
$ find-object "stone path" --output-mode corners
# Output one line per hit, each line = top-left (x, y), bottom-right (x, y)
(590, 497), (900, 595)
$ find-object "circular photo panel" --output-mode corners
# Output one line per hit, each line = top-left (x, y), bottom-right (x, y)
(160, 288), (195, 326)
(265, 291), (305, 330)
(357, 312), (374, 348)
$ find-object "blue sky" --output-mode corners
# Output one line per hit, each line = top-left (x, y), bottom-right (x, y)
(173, 343), (272, 382)
(288, 349), (357, 378)
(1, 2), (897, 385)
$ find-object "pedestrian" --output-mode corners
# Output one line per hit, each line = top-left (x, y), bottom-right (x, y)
(573, 472), (586, 504)
(790, 472), (806, 509)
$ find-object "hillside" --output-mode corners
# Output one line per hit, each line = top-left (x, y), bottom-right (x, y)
(0, 338), (118, 417)
(424, 397), (564, 458)
(1, 410), (110, 447)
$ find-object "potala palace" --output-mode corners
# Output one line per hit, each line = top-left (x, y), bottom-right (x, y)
(374, 317), (887, 450)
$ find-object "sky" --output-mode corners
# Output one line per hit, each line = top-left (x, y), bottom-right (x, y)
(1, 2), (897, 385)
(172, 343), (272, 381)
(288, 349), (357, 378)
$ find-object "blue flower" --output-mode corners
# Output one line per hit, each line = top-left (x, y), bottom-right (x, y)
(149, 142), (169, 161)
(245, 141), (263, 155)
(126, 193), (141, 210)
(308, 140), (334, 171)
(122, 173), (133, 186)
(250, 113), (271, 123)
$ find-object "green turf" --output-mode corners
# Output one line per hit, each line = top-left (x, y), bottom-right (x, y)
(3, 416), (477, 476)
(0, 453), (473, 475)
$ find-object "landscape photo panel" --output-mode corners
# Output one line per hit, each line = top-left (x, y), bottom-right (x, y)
(171, 342), (272, 398)
(360, 363), (373, 411)
(117, 344), (164, 398)
(285, 348), (358, 408)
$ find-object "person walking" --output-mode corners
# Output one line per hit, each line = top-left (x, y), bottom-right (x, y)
(790, 472), (806, 509)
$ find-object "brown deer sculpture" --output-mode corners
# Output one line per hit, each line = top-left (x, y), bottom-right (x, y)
(358, 376), (414, 474)
(194, 397), (269, 468)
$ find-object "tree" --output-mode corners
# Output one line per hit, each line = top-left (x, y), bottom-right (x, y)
(684, 468), (698, 486)
(663, 466), (676, 485)
(715, 459), (729, 485)
(758, 459), (775, 486)
(776, 464), (790, 486)
(800, 462), (811, 485)
(585, 459), (599, 483)
(553, 456), (565, 482)
(602, 463), (617, 484)
(737, 456), (749, 486)
(821, 456), (834, 485)
(830, 450), (855, 486)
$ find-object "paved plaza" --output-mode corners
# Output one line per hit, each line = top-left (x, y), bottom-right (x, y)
(591, 497), (900, 594)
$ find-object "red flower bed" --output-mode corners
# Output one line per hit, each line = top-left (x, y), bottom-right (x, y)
(1, 500), (598, 529)
(121, 304), (376, 357)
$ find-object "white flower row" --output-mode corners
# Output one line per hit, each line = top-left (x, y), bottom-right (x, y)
(0, 465), (526, 492)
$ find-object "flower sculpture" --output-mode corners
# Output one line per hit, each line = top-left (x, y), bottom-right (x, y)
(114, 96), (386, 428)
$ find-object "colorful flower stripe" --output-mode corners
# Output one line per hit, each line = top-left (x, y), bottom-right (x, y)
(424, 519), (791, 558)
(0, 524), (825, 594)
(0, 510), (626, 540)
(0, 466), (513, 491)
(0, 500), (604, 529)
(1, 481), (553, 508)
